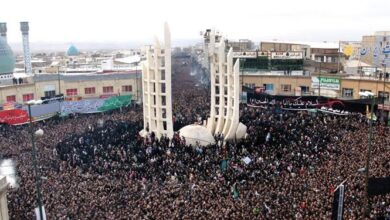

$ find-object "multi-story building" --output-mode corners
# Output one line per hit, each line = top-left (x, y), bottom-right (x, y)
(260, 40), (343, 74)
(0, 73), (140, 104)
(0, 37), (141, 105)
(361, 31), (390, 67)
(260, 41), (311, 59)
(227, 39), (254, 52)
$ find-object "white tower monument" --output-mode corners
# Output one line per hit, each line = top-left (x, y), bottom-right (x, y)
(0, 177), (9, 220)
(20, 22), (33, 75)
(206, 30), (246, 140)
(141, 23), (174, 139)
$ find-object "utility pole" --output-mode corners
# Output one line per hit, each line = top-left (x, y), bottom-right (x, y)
(319, 60), (322, 97)
(382, 63), (387, 124)
(365, 94), (375, 217)
(57, 66), (62, 113)
(27, 103), (44, 220)
(337, 41), (341, 74)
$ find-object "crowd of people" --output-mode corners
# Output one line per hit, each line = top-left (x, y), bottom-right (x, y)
(1, 57), (390, 219)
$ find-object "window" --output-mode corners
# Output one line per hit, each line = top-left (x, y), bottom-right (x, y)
(66, 89), (78, 96)
(301, 86), (310, 94)
(85, 87), (96, 95)
(244, 83), (255, 88)
(360, 89), (372, 98)
(378, 91), (390, 102)
(6, 95), (16, 102)
(342, 88), (354, 98)
(22, 93), (34, 102)
(264, 84), (274, 91)
(103, 86), (114, 94)
(122, 85), (132, 92)
(44, 90), (56, 97)
(281, 84), (291, 92)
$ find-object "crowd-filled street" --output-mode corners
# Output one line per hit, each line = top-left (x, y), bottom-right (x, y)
(1, 57), (390, 219)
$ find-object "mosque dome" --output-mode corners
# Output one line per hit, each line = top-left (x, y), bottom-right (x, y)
(67, 45), (79, 56)
(179, 125), (215, 147)
(0, 38), (15, 74)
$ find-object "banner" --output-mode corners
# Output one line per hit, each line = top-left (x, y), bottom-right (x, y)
(312, 77), (340, 90)
(271, 52), (303, 59)
(0, 109), (29, 125)
(0, 95), (133, 125)
(97, 95), (132, 112)
(247, 92), (376, 113)
(368, 177), (390, 196)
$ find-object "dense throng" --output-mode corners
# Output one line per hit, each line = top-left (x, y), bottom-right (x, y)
(1, 57), (390, 219)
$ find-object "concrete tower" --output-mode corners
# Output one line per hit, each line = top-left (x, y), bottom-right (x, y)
(20, 22), (33, 74)
(0, 23), (7, 42)
(0, 177), (9, 220)
(141, 23), (174, 139)
(206, 29), (246, 140)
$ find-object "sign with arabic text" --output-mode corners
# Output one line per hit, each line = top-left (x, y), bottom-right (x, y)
(311, 77), (340, 90)
(0, 109), (29, 125)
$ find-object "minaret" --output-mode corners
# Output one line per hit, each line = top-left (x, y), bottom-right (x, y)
(0, 23), (7, 42)
(20, 22), (33, 74)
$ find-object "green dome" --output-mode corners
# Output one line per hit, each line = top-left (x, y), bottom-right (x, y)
(67, 45), (79, 56)
(0, 38), (15, 74)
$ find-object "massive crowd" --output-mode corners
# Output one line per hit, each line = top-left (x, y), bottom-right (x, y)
(1, 57), (390, 219)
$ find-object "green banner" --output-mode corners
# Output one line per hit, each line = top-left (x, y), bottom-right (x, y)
(311, 76), (340, 90)
(97, 95), (132, 112)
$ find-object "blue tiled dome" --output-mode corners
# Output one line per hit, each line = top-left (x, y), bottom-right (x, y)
(0, 38), (15, 74)
(67, 45), (79, 56)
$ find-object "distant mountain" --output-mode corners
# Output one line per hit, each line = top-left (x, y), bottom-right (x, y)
(8, 39), (201, 54)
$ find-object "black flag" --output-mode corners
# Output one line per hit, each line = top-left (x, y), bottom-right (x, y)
(368, 177), (390, 196)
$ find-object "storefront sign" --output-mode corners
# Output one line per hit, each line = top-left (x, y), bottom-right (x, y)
(233, 51), (258, 58)
(271, 52), (303, 59)
(311, 77), (340, 90)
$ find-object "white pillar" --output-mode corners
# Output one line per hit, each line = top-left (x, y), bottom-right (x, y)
(141, 23), (173, 139)
(206, 30), (243, 140)
(0, 177), (9, 220)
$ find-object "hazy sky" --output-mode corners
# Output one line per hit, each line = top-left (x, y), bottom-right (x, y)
(2, 0), (390, 44)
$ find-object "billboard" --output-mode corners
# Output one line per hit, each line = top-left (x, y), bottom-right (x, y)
(233, 51), (259, 58)
(271, 52), (303, 59)
(311, 77), (340, 90)
(0, 109), (29, 125)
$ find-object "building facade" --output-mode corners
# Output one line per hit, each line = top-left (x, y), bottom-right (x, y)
(361, 31), (390, 67)
(241, 73), (390, 101)
(0, 73), (140, 104)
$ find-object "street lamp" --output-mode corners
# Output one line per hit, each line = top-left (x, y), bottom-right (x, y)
(358, 91), (375, 216)
(57, 66), (62, 114)
(26, 99), (45, 220)
(240, 58), (246, 102)
(381, 62), (387, 124)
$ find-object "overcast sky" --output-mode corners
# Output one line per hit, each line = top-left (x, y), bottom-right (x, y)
(2, 0), (390, 45)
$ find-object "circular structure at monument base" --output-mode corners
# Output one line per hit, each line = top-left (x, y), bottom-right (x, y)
(179, 124), (215, 147)
(235, 122), (247, 140)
